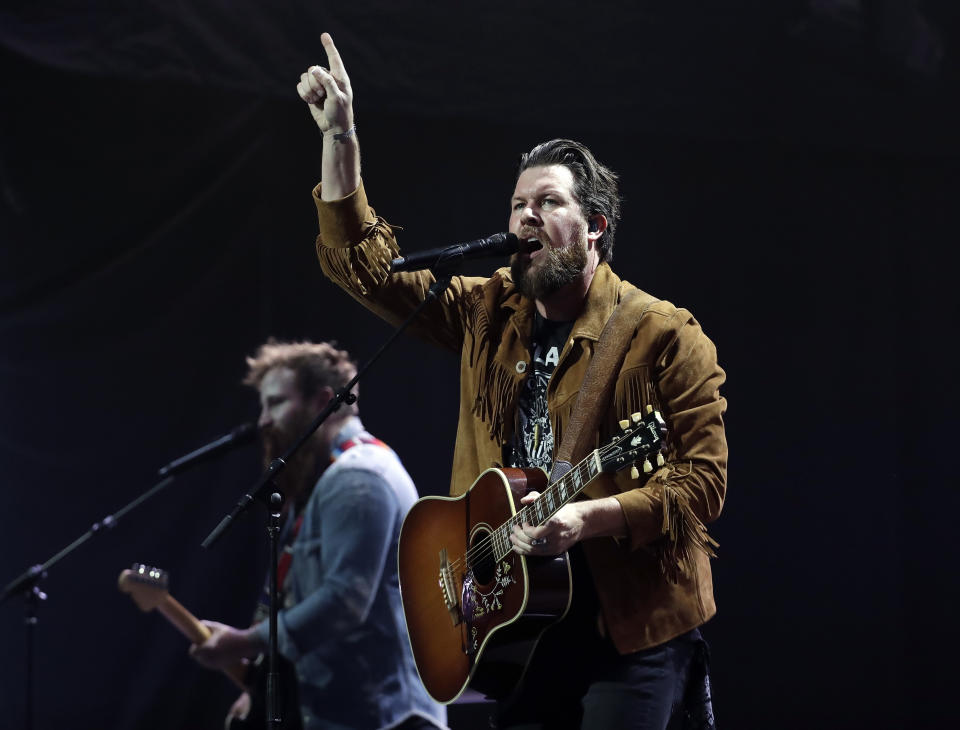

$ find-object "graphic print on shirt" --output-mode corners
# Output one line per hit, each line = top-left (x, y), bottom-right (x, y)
(509, 316), (573, 471)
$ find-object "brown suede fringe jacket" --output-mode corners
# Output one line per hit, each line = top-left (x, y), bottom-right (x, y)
(313, 181), (728, 654)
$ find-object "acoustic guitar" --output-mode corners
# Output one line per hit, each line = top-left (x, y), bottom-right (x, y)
(398, 407), (667, 703)
(117, 564), (301, 730)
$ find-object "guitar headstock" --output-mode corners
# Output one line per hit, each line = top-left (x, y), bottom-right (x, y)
(598, 406), (668, 478)
(117, 563), (170, 612)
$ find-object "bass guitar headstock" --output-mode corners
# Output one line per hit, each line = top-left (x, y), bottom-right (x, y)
(117, 563), (170, 612)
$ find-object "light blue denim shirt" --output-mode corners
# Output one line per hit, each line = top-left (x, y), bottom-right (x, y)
(254, 418), (446, 730)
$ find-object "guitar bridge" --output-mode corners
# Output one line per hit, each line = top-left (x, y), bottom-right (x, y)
(438, 548), (462, 627)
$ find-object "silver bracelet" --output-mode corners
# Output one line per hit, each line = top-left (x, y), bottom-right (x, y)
(329, 125), (356, 142)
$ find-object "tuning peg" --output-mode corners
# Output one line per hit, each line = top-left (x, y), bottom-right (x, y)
(619, 419), (630, 430)
(643, 458), (653, 473)
(645, 405), (653, 414)
(631, 412), (642, 423)
(630, 465), (640, 479)
(656, 452), (665, 466)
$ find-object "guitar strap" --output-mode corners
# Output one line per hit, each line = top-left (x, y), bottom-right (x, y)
(260, 432), (391, 615)
(549, 288), (660, 484)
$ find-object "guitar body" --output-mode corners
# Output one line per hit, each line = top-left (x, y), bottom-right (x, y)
(398, 467), (572, 703)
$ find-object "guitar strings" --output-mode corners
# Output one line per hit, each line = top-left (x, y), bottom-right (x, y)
(446, 439), (633, 574)
(450, 440), (633, 572)
(447, 431), (657, 575)
(445, 460), (591, 574)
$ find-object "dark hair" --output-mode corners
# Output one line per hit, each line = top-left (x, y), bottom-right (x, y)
(244, 339), (356, 403)
(517, 139), (621, 262)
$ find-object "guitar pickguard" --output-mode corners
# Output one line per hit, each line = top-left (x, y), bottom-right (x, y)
(463, 558), (516, 620)
(461, 523), (519, 655)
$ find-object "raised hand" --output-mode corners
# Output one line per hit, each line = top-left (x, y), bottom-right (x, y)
(296, 32), (354, 136)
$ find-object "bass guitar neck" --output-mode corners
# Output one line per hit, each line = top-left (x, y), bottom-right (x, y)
(117, 565), (248, 690)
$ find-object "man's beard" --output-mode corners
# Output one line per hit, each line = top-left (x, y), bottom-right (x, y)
(260, 411), (322, 508)
(510, 229), (589, 302)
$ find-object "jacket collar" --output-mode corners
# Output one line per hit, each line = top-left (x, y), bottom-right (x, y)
(503, 262), (622, 343)
(330, 416), (365, 455)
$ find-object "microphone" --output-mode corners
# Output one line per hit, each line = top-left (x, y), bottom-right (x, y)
(157, 422), (259, 477)
(390, 232), (519, 273)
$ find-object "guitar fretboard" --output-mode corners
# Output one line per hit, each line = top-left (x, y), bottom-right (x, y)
(490, 452), (602, 561)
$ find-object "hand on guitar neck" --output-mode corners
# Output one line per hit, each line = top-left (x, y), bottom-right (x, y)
(188, 620), (266, 673)
(118, 564), (300, 730)
(117, 565), (251, 690)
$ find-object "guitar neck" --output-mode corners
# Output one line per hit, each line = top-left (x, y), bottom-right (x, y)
(491, 450), (603, 561)
(155, 595), (250, 691)
(156, 594), (212, 645)
(487, 409), (665, 562)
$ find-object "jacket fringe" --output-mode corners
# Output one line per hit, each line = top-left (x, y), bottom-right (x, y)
(550, 396), (579, 459)
(471, 357), (518, 443)
(652, 463), (719, 583)
(468, 287), (523, 443)
(316, 217), (400, 295)
(466, 288), (490, 370)
(611, 366), (661, 434)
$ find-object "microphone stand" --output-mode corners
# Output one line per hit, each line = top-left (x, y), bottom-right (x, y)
(1, 474), (174, 730)
(201, 272), (455, 729)
(0, 426), (257, 730)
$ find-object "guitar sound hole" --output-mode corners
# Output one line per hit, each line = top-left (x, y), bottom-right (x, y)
(468, 528), (496, 585)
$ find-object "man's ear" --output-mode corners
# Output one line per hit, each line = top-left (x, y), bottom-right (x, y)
(311, 385), (335, 413)
(587, 215), (607, 242)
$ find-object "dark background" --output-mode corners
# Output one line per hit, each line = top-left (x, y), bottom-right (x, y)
(1, 2), (958, 728)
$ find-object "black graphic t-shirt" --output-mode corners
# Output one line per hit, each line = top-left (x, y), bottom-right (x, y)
(509, 313), (574, 471)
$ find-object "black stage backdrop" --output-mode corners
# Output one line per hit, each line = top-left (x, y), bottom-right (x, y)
(1, 3), (958, 729)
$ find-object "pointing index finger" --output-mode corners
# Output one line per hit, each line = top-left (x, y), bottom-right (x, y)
(320, 32), (349, 80)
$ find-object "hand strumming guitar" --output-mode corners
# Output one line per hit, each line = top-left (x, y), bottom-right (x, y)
(509, 491), (630, 556)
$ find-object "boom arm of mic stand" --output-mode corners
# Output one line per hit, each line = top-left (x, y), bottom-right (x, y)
(0, 475), (178, 607)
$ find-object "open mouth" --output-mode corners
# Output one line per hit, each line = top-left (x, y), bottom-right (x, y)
(521, 237), (544, 255)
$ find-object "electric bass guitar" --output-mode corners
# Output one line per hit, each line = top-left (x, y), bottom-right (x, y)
(397, 407), (667, 703)
(117, 564), (301, 730)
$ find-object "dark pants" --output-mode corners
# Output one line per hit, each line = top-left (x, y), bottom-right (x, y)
(494, 549), (715, 730)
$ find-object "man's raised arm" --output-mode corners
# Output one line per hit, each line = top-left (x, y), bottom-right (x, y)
(296, 32), (359, 201)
